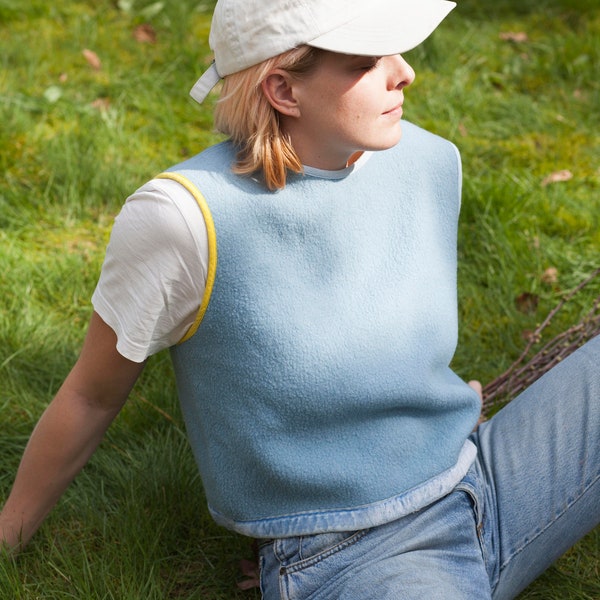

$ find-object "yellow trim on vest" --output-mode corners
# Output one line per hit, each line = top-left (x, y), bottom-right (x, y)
(156, 172), (217, 344)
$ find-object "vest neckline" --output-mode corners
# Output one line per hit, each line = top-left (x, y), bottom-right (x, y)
(302, 152), (373, 180)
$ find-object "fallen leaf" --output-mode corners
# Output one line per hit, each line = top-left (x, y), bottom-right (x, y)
(83, 48), (102, 70)
(133, 23), (157, 44)
(541, 267), (558, 285)
(90, 97), (111, 111)
(541, 169), (573, 186)
(499, 31), (528, 43)
(458, 122), (468, 137)
(515, 292), (539, 314)
(59, 72), (68, 83)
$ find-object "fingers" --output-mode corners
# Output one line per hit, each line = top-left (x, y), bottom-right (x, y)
(468, 380), (483, 401)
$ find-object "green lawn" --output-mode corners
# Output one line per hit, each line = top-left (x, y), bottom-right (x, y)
(0, 0), (598, 597)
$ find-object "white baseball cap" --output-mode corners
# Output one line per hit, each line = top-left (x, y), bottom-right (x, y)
(190, 0), (456, 103)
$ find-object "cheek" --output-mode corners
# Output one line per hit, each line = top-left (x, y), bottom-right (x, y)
(334, 100), (366, 126)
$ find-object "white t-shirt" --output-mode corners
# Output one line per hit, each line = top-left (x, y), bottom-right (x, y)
(92, 154), (373, 363)
(92, 178), (209, 362)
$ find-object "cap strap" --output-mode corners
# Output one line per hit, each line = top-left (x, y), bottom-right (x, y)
(190, 61), (221, 104)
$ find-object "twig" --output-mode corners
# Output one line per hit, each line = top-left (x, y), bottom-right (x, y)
(482, 269), (600, 414)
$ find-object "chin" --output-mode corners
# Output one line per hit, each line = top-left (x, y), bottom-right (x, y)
(375, 125), (404, 151)
(373, 134), (403, 152)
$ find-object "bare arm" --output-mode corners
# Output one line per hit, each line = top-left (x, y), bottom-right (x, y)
(0, 311), (145, 550)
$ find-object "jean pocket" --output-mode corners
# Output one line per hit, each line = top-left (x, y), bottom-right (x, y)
(456, 483), (482, 528)
(455, 482), (489, 564)
(275, 529), (369, 573)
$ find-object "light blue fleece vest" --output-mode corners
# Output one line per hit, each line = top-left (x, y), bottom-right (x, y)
(166, 121), (481, 538)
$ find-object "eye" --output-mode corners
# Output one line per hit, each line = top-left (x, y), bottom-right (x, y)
(359, 57), (381, 72)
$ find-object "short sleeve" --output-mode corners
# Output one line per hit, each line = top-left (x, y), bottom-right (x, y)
(92, 178), (209, 362)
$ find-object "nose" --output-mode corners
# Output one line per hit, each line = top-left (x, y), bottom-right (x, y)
(386, 54), (415, 90)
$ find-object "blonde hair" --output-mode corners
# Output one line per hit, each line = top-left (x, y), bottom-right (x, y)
(213, 46), (323, 191)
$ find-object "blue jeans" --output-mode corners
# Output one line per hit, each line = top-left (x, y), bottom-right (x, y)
(258, 335), (600, 599)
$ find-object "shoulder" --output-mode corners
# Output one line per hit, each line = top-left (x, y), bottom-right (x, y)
(94, 178), (209, 362)
(114, 178), (206, 255)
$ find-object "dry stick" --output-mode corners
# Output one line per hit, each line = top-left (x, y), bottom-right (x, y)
(482, 268), (600, 415)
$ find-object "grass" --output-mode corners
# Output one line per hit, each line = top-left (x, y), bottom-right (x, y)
(0, 0), (598, 597)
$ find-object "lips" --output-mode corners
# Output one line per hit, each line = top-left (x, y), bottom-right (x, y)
(383, 103), (403, 116)
(383, 94), (404, 116)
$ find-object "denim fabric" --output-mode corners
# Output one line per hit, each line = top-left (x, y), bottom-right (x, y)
(259, 335), (600, 599)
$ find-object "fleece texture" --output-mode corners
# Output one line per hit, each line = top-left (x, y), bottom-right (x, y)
(167, 121), (481, 537)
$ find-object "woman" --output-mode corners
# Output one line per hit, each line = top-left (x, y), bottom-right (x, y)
(2, 1), (599, 597)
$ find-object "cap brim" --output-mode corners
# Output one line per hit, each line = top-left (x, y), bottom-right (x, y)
(308, 0), (456, 56)
(190, 61), (221, 104)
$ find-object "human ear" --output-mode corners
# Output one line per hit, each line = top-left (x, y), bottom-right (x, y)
(261, 70), (301, 118)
